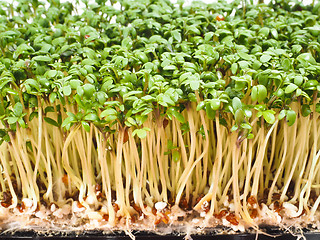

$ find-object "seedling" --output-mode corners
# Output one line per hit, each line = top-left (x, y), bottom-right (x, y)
(0, 0), (320, 236)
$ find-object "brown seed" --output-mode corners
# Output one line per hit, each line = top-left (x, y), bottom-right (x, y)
(123, 129), (129, 143)
(17, 202), (25, 212)
(216, 14), (225, 21)
(179, 197), (188, 210)
(164, 208), (171, 215)
(95, 183), (101, 192)
(250, 209), (258, 219)
(258, 198), (267, 205)
(272, 193), (281, 201)
(247, 196), (257, 205)
(201, 202), (210, 213)
(77, 201), (84, 209)
(215, 209), (228, 219)
(131, 214), (138, 223)
(96, 191), (102, 200)
(152, 207), (157, 215)
(195, 194), (204, 205)
(113, 203), (119, 212)
(62, 174), (68, 185)
(1, 202), (11, 208)
(226, 213), (239, 225)
(273, 201), (283, 213)
(161, 213), (169, 224)
(154, 217), (161, 225)
(102, 214), (109, 221)
(163, 119), (169, 129)
(2, 192), (12, 203)
(133, 204), (142, 216)
(168, 197), (174, 206)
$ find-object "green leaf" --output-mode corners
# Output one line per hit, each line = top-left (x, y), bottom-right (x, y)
(238, 61), (249, 69)
(18, 118), (26, 128)
(262, 110), (275, 124)
(294, 75), (303, 86)
(186, 25), (200, 35)
(282, 59), (291, 71)
(252, 60), (262, 70)
(231, 63), (238, 74)
(33, 56), (52, 62)
(121, 37), (133, 49)
(204, 32), (214, 41)
(274, 88), (284, 97)
(240, 122), (252, 130)
(84, 113), (99, 122)
(163, 65), (177, 71)
(316, 103), (320, 114)
(205, 102), (215, 119)
(70, 80), (82, 89)
(251, 86), (258, 102)
(285, 84), (298, 94)
(172, 30), (181, 42)
(167, 140), (174, 150)
(13, 102), (23, 117)
(172, 150), (180, 162)
(47, 70), (57, 78)
(136, 52), (148, 63)
(156, 93), (175, 107)
(101, 108), (117, 118)
(196, 102), (205, 111)
(24, 79), (40, 91)
(297, 53), (317, 65)
(7, 116), (18, 124)
(210, 99), (220, 110)
(231, 124), (238, 132)
(260, 54), (272, 63)
(235, 109), (244, 125)
(301, 104), (311, 117)
(258, 27), (270, 37)
(271, 28), (278, 39)
(232, 97), (242, 112)
(83, 83), (95, 98)
(29, 111), (38, 121)
(61, 116), (75, 129)
(77, 86), (84, 97)
(126, 117), (136, 127)
(278, 110), (286, 120)
(62, 85), (72, 96)
(52, 37), (66, 46)
(44, 117), (59, 127)
(190, 80), (200, 91)
(44, 106), (55, 114)
(49, 92), (57, 103)
(238, 52), (251, 61)
(247, 133), (254, 139)
(257, 85), (267, 103)
(133, 129), (147, 139)
(169, 108), (185, 123)
(292, 45), (302, 53)
(81, 121), (90, 132)
(244, 109), (252, 118)
(286, 110), (296, 126)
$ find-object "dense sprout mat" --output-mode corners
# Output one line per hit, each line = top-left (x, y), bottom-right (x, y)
(1, 0), (320, 238)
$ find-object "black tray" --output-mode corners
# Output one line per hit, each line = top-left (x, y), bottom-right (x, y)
(0, 229), (319, 240)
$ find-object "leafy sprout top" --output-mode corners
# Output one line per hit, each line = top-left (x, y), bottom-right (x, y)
(1, 0), (320, 143)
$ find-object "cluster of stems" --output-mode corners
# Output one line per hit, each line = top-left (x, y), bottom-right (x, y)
(1, 99), (320, 228)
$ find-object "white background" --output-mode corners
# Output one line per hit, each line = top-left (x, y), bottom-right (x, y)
(10, 0), (315, 13)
